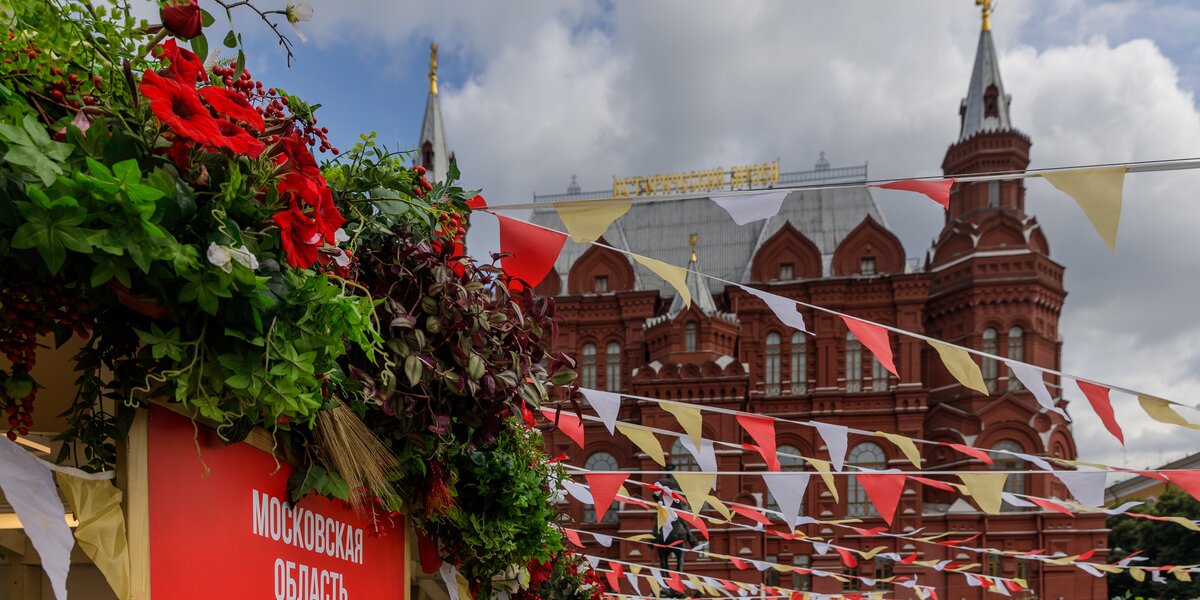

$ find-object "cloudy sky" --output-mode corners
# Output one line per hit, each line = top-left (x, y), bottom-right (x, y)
(189, 0), (1200, 471)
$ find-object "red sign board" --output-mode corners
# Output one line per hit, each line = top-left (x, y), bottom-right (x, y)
(147, 405), (407, 599)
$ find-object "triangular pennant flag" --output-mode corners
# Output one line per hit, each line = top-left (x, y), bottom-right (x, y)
(673, 472), (716, 515)
(646, 573), (662, 598)
(617, 423), (665, 466)
(592, 532), (613, 547)
(1004, 360), (1067, 418)
(927, 340), (988, 395)
(0, 437), (72, 600)
(842, 316), (897, 377)
(496, 213), (567, 289)
(1138, 395), (1200, 430)
(581, 388), (622, 435)
(680, 436), (718, 473)
(836, 547), (858, 568)
(675, 510), (709, 540)
(605, 560), (624, 592)
(1163, 470), (1200, 503)
(585, 473), (629, 523)
(712, 191), (789, 225)
(874, 431), (922, 468)
(731, 503), (773, 526)
(739, 285), (808, 333)
(814, 422), (849, 472)
(762, 472), (812, 531)
(55, 473), (130, 600)
(875, 178), (954, 209)
(625, 571), (642, 595)
(1042, 166), (1126, 251)
(706, 495), (733, 521)
(661, 403), (704, 449)
(855, 471), (907, 526)
(632, 254), (690, 309)
(563, 528), (584, 547)
(736, 414), (780, 471)
(667, 570), (686, 593)
(555, 199), (632, 243)
(1075, 380), (1124, 445)
(562, 479), (594, 504)
(1026, 495), (1074, 516)
(1056, 468), (1107, 508)
(805, 456), (840, 503)
(542, 408), (584, 448)
(958, 472), (1008, 514)
(943, 442), (994, 464)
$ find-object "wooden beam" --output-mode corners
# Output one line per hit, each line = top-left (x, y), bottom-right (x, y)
(120, 409), (151, 599)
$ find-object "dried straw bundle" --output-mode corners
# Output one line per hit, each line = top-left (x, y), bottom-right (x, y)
(313, 398), (401, 510)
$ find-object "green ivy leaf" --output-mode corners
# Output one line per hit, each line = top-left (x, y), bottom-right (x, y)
(191, 34), (208, 63)
(404, 355), (423, 386)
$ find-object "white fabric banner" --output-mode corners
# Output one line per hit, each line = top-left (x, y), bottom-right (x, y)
(625, 572), (642, 595)
(0, 437), (73, 600)
(1056, 468), (1107, 508)
(580, 388), (622, 435)
(739, 285), (808, 333)
(679, 436), (718, 473)
(761, 472), (811, 531)
(1004, 360), (1068, 419)
(711, 191), (789, 225)
(592, 532), (613, 547)
(562, 479), (594, 504)
(813, 421), (849, 472)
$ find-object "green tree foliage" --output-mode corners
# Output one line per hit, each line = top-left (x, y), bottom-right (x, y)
(1108, 487), (1200, 599)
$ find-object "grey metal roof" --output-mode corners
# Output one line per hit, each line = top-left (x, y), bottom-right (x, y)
(959, 28), (1013, 141)
(531, 185), (888, 298)
(667, 254), (719, 317)
(418, 89), (452, 182)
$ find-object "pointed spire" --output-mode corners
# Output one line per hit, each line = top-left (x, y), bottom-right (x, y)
(668, 233), (717, 318)
(958, 4), (1012, 141)
(418, 42), (453, 182)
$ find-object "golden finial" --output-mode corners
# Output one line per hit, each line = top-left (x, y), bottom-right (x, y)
(428, 42), (439, 95)
(689, 233), (698, 263)
(976, 0), (992, 32)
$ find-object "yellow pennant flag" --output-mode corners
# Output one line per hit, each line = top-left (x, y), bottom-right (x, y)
(629, 565), (643, 575)
(1041, 166), (1126, 251)
(661, 402), (705, 449)
(555, 199), (632, 243)
(958, 472), (1008, 514)
(632, 254), (690, 309)
(1089, 564), (1122, 574)
(617, 423), (665, 466)
(1138, 395), (1200, 430)
(804, 456), (840, 503)
(673, 472), (716, 516)
(646, 575), (661, 598)
(618, 485), (632, 499)
(627, 533), (655, 542)
(874, 431), (922, 468)
(706, 495), (733, 521)
(55, 473), (131, 600)
(1129, 567), (1146, 582)
(861, 546), (888, 560)
(928, 340), (989, 395)
(1172, 567), (1193, 582)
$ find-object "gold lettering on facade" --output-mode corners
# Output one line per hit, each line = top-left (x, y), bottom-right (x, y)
(611, 161), (779, 198)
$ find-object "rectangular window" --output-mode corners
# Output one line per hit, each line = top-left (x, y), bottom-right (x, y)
(846, 337), (862, 393)
(842, 566), (859, 591)
(874, 558), (893, 591)
(860, 257), (876, 276)
(593, 275), (608, 293)
(871, 358), (889, 391)
(987, 554), (1003, 578)
(778, 263), (794, 280)
(764, 555), (779, 588)
(792, 556), (811, 591)
(988, 180), (1000, 207)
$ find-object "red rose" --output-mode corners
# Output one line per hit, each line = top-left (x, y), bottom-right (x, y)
(209, 119), (266, 158)
(155, 39), (207, 83)
(139, 69), (221, 143)
(272, 201), (322, 269)
(199, 86), (264, 132)
(161, 0), (202, 40)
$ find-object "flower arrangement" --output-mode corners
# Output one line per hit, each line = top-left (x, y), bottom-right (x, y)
(0, 1), (586, 596)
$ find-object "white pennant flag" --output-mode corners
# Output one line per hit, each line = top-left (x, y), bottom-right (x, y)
(625, 572), (642, 595)
(712, 191), (789, 225)
(1056, 468), (1107, 507)
(592, 532), (613, 547)
(585, 555), (601, 568)
(1004, 360), (1068, 419)
(813, 421), (849, 472)
(651, 568), (669, 591)
(750, 560), (770, 572)
(1076, 563), (1104, 578)
(739, 285), (809, 333)
(680, 436), (718, 473)
(1100, 501), (1143, 516)
(812, 540), (831, 555)
(0, 438), (73, 600)
(763, 473), (811, 531)
(562, 479), (594, 504)
(1002, 450), (1054, 472)
(963, 573), (982, 587)
(581, 388), (622, 435)
(991, 576), (1012, 595)
(440, 563), (466, 600)
(1000, 492), (1036, 508)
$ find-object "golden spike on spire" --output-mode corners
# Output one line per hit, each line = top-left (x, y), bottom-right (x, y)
(428, 42), (439, 95)
(976, 0), (992, 31)
(689, 233), (698, 263)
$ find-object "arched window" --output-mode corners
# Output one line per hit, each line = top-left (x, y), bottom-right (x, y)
(790, 333), (807, 395)
(685, 322), (698, 352)
(845, 332), (862, 392)
(766, 444), (804, 512)
(581, 343), (597, 389)
(605, 342), (622, 392)
(847, 442), (886, 517)
(583, 452), (620, 524)
(765, 333), (782, 396)
(669, 439), (699, 472)
(991, 439), (1026, 511)
(981, 328), (998, 393)
(1006, 326), (1024, 391)
(871, 357), (889, 391)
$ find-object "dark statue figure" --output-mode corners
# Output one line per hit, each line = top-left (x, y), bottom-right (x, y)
(652, 469), (708, 596)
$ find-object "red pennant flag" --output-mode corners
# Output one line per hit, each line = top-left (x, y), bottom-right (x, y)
(416, 529), (443, 574)
(841, 316), (898, 377)
(541, 408), (584, 448)
(1026, 495), (1074, 517)
(938, 533), (981, 546)
(496, 214), (567, 290)
(942, 442), (994, 464)
(1164, 470), (1200, 503)
(1004, 579), (1025, 593)
(901, 553), (919, 565)
(875, 178), (955, 209)
(722, 579), (741, 592)
(605, 561), (623, 592)
(1021, 548), (1046, 557)
(855, 472), (907, 526)
(910, 475), (957, 493)
(1077, 549), (1096, 561)
(585, 473), (628, 523)
(1135, 470), (1169, 482)
(1076, 380), (1124, 445)
(675, 511), (709, 539)
(836, 547), (858, 568)
(736, 414), (780, 471)
(848, 526), (888, 537)
(563, 528), (584, 547)
(667, 570), (685, 593)
(729, 557), (748, 570)
(731, 503), (773, 526)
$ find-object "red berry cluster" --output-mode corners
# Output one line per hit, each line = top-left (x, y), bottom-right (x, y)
(211, 63), (338, 154)
(0, 283), (92, 440)
(43, 67), (101, 109)
(410, 165), (433, 198)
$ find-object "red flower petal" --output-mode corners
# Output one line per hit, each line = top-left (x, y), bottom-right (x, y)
(272, 203), (322, 269)
(210, 119), (266, 158)
(199, 86), (264, 132)
(155, 39), (207, 83)
(139, 69), (222, 144)
(161, 0), (202, 39)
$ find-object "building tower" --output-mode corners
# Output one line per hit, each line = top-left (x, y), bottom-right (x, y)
(417, 42), (455, 182)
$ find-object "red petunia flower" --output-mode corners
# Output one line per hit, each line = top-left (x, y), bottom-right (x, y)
(139, 69), (221, 143)
(276, 171), (323, 207)
(155, 39), (207, 83)
(272, 201), (322, 269)
(163, 139), (193, 170)
(312, 187), (345, 242)
(209, 119), (266, 158)
(273, 130), (323, 182)
(199, 86), (264, 131)
(161, 0), (202, 39)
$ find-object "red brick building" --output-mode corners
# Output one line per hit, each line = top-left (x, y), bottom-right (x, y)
(527, 16), (1108, 600)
